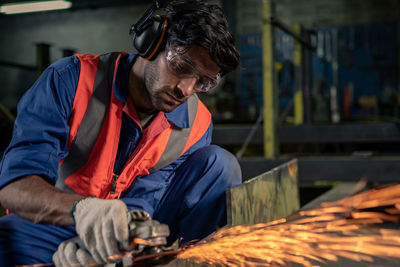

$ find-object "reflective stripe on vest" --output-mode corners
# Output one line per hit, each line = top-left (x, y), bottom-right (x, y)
(56, 52), (211, 198)
(56, 53), (120, 193)
(149, 95), (198, 172)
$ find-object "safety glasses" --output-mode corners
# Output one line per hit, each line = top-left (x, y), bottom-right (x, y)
(165, 47), (221, 92)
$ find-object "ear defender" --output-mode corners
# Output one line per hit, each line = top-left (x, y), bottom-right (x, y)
(130, 1), (169, 60)
(132, 15), (168, 60)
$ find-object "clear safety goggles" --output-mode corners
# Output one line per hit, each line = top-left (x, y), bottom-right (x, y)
(165, 47), (221, 92)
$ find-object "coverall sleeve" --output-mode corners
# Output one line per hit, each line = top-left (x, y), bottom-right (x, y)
(121, 121), (213, 216)
(0, 57), (80, 188)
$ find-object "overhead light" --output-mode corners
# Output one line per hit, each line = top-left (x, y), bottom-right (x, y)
(0, 0), (72, 15)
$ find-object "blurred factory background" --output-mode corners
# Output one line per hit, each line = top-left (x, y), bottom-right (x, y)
(1, 0), (400, 206)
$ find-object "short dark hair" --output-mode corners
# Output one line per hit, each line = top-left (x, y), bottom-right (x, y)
(163, 0), (240, 74)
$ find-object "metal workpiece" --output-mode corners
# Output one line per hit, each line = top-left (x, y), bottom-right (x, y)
(227, 159), (300, 226)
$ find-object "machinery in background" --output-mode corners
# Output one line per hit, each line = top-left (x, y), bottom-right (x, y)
(211, 8), (400, 191)
(312, 22), (399, 123)
(228, 21), (399, 125)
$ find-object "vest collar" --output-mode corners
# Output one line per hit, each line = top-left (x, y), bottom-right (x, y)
(165, 101), (189, 128)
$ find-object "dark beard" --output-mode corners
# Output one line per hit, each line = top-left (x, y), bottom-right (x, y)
(144, 62), (187, 113)
(152, 86), (186, 113)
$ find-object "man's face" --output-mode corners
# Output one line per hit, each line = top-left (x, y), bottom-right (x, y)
(143, 45), (221, 113)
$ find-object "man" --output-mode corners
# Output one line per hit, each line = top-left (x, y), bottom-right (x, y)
(0, 0), (241, 266)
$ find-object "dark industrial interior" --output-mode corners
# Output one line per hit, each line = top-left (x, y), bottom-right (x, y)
(1, 0), (400, 230)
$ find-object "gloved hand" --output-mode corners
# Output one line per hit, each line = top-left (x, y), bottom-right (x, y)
(71, 197), (130, 264)
(52, 236), (102, 267)
(122, 210), (170, 253)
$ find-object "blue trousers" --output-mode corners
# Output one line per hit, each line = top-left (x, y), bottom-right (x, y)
(0, 145), (242, 266)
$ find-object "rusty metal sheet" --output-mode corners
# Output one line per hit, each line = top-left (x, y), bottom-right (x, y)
(226, 159), (300, 226)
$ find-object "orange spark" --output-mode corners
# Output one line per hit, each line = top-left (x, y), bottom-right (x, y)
(178, 183), (400, 266)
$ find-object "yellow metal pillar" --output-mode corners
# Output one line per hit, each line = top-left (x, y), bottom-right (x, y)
(262, 0), (278, 159)
(293, 24), (304, 125)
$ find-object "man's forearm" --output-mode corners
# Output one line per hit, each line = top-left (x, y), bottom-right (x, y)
(0, 175), (85, 225)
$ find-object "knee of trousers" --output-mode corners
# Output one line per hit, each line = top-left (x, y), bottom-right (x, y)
(194, 145), (242, 187)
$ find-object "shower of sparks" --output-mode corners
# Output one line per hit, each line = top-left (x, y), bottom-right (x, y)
(177, 183), (400, 266)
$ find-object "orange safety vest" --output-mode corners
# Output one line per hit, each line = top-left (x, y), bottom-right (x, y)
(55, 52), (211, 199)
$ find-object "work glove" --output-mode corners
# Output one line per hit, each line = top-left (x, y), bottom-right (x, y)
(52, 209), (170, 267)
(71, 197), (130, 264)
(52, 236), (105, 267)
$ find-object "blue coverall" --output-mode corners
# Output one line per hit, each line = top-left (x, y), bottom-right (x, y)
(0, 54), (242, 265)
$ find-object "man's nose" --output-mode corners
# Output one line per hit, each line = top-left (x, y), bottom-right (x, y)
(176, 77), (197, 97)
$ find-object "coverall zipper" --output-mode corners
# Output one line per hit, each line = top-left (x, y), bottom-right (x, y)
(110, 143), (145, 195)
(110, 174), (119, 194)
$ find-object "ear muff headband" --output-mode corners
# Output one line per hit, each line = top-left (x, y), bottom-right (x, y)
(144, 17), (168, 60)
